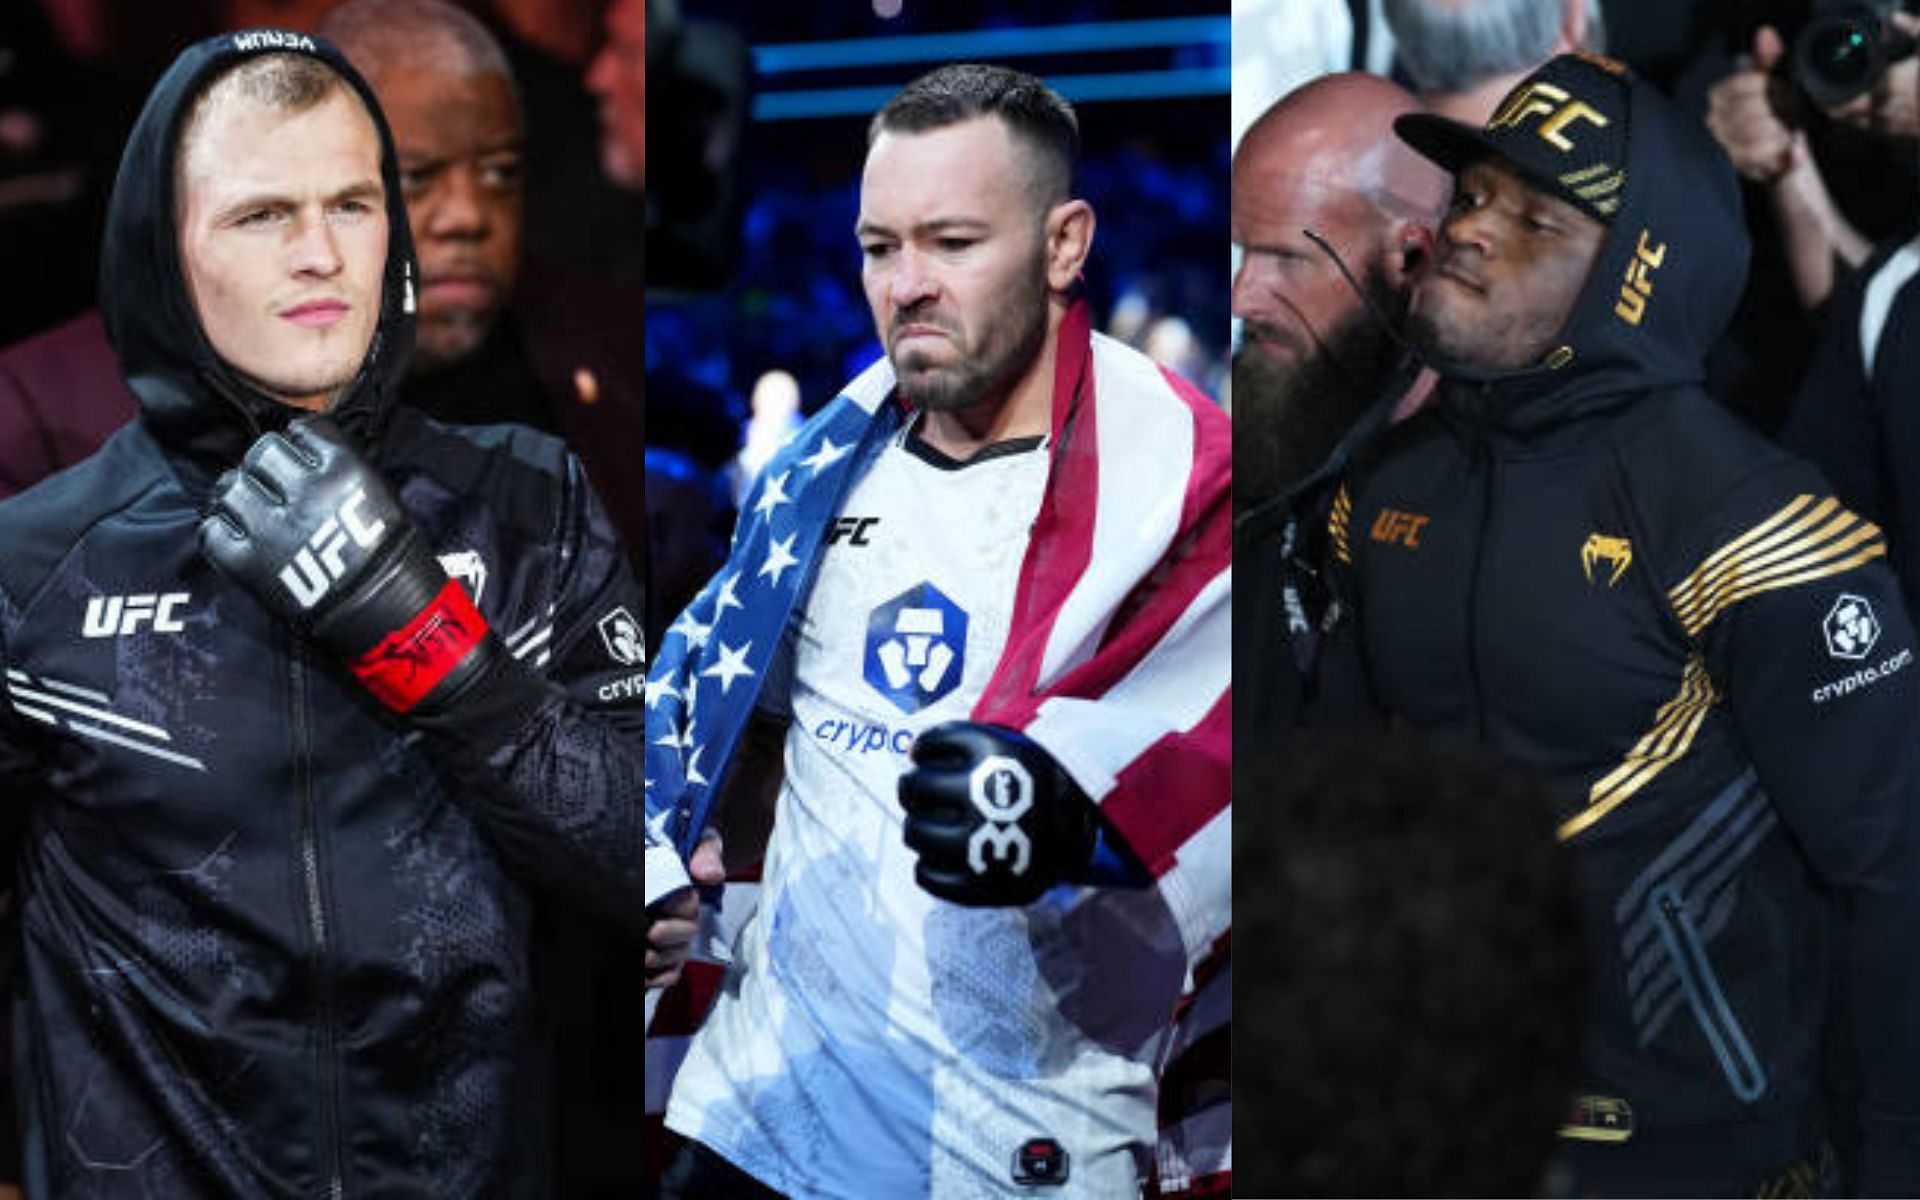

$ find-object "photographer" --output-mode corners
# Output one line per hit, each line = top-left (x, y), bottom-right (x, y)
(1707, 2), (1920, 310)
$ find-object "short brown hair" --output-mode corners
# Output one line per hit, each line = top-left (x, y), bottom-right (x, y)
(869, 63), (1079, 208)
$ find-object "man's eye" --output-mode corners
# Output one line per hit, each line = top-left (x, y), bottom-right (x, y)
(235, 208), (281, 227)
(481, 160), (525, 190)
(1451, 191), (1483, 212)
(936, 237), (974, 253)
(330, 198), (378, 222)
(1525, 217), (1559, 235)
(861, 242), (894, 260)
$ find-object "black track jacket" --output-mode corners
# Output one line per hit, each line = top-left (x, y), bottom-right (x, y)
(1336, 67), (1920, 1193)
(0, 33), (644, 1198)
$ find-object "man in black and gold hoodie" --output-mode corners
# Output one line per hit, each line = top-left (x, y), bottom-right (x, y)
(1335, 53), (1920, 1194)
(0, 31), (643, 1197)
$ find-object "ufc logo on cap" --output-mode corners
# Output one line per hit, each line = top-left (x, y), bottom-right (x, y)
(279, 488), (385, 609)
(1486, 82), (1608, 152)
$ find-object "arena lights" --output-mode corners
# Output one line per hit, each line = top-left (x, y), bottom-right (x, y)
(749, 17), (1229, 121)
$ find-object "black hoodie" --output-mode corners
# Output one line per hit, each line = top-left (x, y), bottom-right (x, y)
(1338, 60), (1920, 1193)
(0, 31), (644, 1198)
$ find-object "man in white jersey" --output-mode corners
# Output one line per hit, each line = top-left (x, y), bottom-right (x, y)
(646, 63), (1232, 1198)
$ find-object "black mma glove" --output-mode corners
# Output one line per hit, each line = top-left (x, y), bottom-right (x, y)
(199, 416), (500, 715)
(898, 721), (1099, 907)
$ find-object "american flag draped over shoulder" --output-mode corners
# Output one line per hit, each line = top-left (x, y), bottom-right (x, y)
(643, 296), (1233, 1192)
(645, 298), (1230, 946)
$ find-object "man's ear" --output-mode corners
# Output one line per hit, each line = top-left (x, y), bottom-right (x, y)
(1384, 222), (1435, 290)
(1559, 0), (1587, 52)
(1044, 199), (1096, 292)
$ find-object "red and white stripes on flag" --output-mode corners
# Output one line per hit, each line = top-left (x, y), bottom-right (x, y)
(644, 297), (1232, 1188)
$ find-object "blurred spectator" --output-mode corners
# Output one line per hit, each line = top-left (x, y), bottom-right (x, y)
(1233, 0), (1393, 146)
(0, 2), (143, 343)
(585, 0), (644, 188)
(728, 367), (799, 501)
(1779, 216), (1920, 624)
(1236, 731), (1586, 1196)
(1386, 0), (1607, 123)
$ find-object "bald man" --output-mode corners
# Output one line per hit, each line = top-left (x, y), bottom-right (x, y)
(1232, 73), (1447, 734)
(1232, 73), (1447, 506)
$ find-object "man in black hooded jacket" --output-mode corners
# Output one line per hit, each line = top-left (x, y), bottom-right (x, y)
(1335, 53), (1920, 1194)
(0, 31), (643, 1198)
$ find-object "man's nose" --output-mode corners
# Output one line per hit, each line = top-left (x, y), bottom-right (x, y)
(426, 168), (489, 240)
(1443, 207), (1499, 259)
(889, 247), (938, 309)
(291, 214), (344, 277)
(1230, 255), (1275, 320)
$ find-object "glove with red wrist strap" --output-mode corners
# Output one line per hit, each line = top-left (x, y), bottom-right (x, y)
(199, 416), (498, 715)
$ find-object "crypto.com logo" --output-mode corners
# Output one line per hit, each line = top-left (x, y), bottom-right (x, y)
(863, 582), (968, 715)
(1823, 593), (1880, 662)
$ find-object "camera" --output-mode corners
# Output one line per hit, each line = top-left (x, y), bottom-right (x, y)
(1793, 0), (1918, 109)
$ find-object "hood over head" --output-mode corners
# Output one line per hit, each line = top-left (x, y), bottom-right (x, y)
(1392, 53), (1750, 434)
(100, 29), (417, 469)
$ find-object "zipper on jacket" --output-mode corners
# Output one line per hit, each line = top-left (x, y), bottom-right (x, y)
(1652, 886), (1768, 1102)
(1467, 442), (1495, 744)
(292, 641), (346, 1199)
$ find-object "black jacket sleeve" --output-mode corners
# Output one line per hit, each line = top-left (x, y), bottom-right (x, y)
(412, 459), (645, 932)
(1706, 533), (1920, 1193)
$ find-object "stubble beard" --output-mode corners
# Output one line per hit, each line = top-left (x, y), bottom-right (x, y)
(891, 264), (1050, 417)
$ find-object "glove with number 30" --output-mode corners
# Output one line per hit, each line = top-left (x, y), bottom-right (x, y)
(199, 416), (501, 716)
(898, 721), (1098, 907)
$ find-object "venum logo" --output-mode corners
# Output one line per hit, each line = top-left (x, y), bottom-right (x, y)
(83, 593), (190, 638)
(1581, 533), (1633, 586)
(231, 30), (317, 53)
(437, 550), (487, 605)
(1824, 593), (1881, 661)
(967, 755), (1033, 877)
(279, 488), (385, 610)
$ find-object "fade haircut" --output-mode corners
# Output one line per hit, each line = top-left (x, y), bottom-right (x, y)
(176, 52), (356, 207)
(869, 63), (1079, 210)
(319, 0), (519, 107)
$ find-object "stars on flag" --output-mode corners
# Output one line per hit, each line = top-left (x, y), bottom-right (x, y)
(758, 532), (800, 588)
(797, 435), (849, 476)
(700, 640), (756, 695)
(752, 469), (792, 520)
